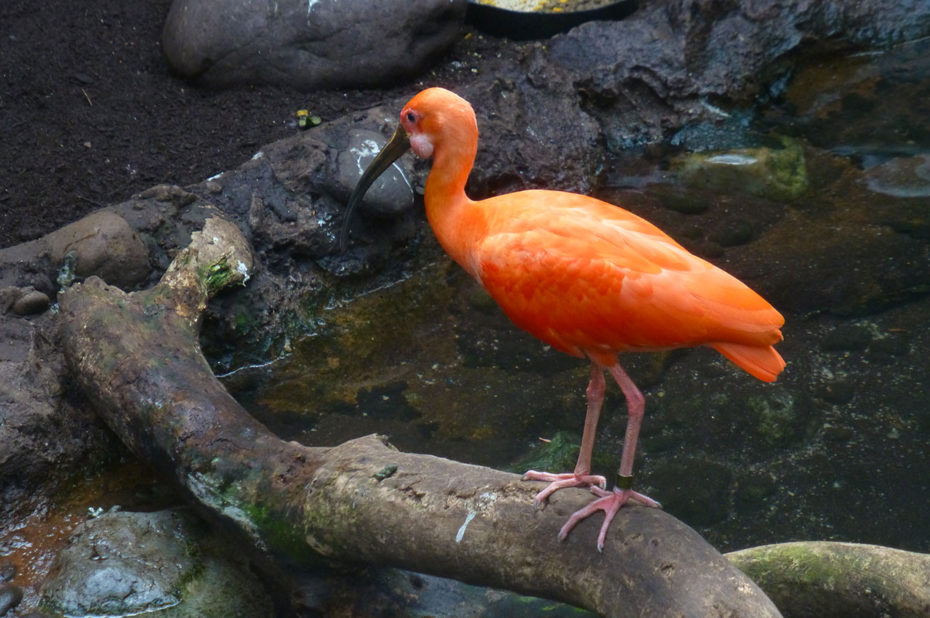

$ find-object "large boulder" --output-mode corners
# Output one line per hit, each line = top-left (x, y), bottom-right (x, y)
(162, 0), (467, 90)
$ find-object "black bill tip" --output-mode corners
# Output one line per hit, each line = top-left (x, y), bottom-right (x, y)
(339, 124), (411, 251)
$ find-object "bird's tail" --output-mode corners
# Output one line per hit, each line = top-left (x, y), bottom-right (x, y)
(710, 342), (785, 383)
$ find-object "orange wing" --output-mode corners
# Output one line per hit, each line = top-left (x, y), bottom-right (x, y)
(471, 190), (785, 379)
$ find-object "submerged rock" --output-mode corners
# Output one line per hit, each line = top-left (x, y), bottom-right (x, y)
(7, 287), (50, 316)
(863, 154), (930, 198)
(672, 138), (809, 203)
(0, 583), (23, 615)
(41, 508), (273, 618)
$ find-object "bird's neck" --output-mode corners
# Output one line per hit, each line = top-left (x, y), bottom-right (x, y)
(424, 142), (485, 276)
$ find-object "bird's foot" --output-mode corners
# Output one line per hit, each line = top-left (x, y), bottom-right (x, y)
(559, 486), (662, 552)
(522, 470), (608, 507)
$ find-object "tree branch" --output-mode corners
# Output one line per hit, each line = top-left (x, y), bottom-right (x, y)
(58, 215), (780, 616)
(727, 541), (930, 616)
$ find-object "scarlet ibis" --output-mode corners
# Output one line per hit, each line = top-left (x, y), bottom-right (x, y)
(342, 87), (785, 550)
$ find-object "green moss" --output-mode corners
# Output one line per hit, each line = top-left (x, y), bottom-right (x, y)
(508, 431), (616, 476)
(673, 137), (809, 202)
(241, 499), (324, 566)
(202, 255), (234, 293)
(742, 544), (846, 589)
(748, 390), (798, 447)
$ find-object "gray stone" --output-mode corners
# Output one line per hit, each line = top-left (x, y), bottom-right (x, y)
(162, 0), (467, 90)
(10, 288), (50, 316)
(41, 508), (273, 618)
(544, 0), (930, 147)
(338, 129), (415, 217)
(44, 210), (150, 290)
(42, 509), (198, 616)
(0, 583), (23, 615)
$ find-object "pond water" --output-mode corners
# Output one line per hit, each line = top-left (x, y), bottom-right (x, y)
(6, 34), (929, 618)
(227, 36), (930, 558)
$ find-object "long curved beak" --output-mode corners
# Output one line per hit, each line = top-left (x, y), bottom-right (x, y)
(339, 123), (411, 251)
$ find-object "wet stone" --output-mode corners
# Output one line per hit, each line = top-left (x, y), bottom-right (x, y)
(709, 219), (754, 247)
(816, 380), (856, 405)
(11, 288), (50, 316)
(866, 335), (911, 363)
(734, 472), (777, 513)
(338, 129), (415, 217)
(750, 391), (803, 448)
(162, 0), (466, 90)
(822, 422), (855, 444)
(41, 508), (273, 618)
(917, 409), (930, 435)
(43, 210), (150, 290)
(0, 583), (23, 615)
(821, 325), (874, 352)
(648, 459), (731, 527)
(863, 154), (930, 198)
(672, 140), (808, 203)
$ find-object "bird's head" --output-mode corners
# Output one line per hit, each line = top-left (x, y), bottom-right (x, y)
(400, 88), (477, 160)
(340, 88), (477, 250)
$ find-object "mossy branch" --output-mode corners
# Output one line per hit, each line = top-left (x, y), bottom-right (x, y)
(726, 541), (930, 617)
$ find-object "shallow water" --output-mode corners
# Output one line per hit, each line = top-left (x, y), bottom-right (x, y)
(229, 37), (930, 556)
(0, 461), (174, 612)
(7, 35), (929, 618)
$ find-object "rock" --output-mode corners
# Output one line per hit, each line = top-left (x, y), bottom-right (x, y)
(647, 459), (732, 527)
(863, 154), (930, 198)
(41, 509), (197, 616)
(337, 129), (415, 217)
(43, 210), (150, 290)
(544, 0), (930, 147)
(10, 287), (50, 316)
(162, 0), (467, 90)
(461, 78), (604, 197)
(821, 324), (874, 352)
(727, 542), (930, 618)
(41, 508), (273, 618)
(778, 35), (930, 155)
(0, 583), (22, 615)
(672, 139), (809, 203)
(0, 309), (113, 526)
(816, 379), (856, 405)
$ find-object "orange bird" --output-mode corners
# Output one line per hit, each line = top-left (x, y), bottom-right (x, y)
(342, 87), (785, 550)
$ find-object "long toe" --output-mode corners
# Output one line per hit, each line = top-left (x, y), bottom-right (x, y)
(558, 487), (661, 550)
(523, 471), (608, 505)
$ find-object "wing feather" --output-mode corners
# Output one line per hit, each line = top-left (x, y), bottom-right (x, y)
(471, 191), (784, 363)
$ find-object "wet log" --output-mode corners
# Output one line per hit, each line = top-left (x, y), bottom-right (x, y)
(726, 541), (930, 617)
(58, 214), (780, 617)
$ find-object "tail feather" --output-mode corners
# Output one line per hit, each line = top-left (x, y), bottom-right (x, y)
(711, 342), (785, 383)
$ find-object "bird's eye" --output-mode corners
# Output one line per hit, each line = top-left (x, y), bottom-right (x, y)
(405, 111), (416, 124)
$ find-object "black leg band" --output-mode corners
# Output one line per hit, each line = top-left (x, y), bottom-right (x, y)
(616, 474), (634, 490)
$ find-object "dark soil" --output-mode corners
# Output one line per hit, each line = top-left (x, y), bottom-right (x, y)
(0, 0), (393, 249)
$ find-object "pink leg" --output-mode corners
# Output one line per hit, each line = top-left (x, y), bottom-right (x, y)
(523, 363), (608, 504)
(559, 363), (661, 551)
